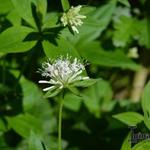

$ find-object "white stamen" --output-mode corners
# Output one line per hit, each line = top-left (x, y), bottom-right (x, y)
(43, 86), (55, 91)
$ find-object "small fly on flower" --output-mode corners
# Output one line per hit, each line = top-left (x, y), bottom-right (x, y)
(38, 55), (90, 97)
(60, 5), (86, 34)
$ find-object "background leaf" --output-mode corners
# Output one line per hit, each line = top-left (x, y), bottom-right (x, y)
(142, 81), (150, 130)
(113, 112), (144, 126)
(28, 132), (44, 150)
(6, 114), (42, 138)
(61, 0), (70, 11)
(78, 41), (139, 70)
(132, 140), (150, 150)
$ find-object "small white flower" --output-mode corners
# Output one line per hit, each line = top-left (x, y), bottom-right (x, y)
(60, 5), (86, 33)
(38, 56), (89, 92)
(127, 47), (139, 58)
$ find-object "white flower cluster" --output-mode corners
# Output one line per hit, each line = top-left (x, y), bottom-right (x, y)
(61, 5), (86, 33)
(39, 56), (89, 91)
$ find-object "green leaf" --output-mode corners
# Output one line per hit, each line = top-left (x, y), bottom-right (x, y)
(142, 81), (150, 130)
(11, 0), (37, 29)
(82, 79), (113, 117)
(132, 140), (150, 150)
(61, 0), (70, 11)
(67, 86), (80, 96)
(72, 79), (99, 87)
(113, 112), (144, 126)
(6, 114), (42, 138)
(42, 37), (79, 59)
(0, 26), (36, 54)
(28, 132), (44, 150)
(121, 133), (131, 150)
(118, 0), (130, 7)
(44, 88), (62, 98)
(79, 41), (139, 70)
(137, 19), (150, 49)
(20, 77), (45, 112)
(6, 10), (21, 26)
(42, 12), (59, 29)
(31, 0), (47, 21)
(113, 16), (137, 47)
(63, 93), (82, 111)
(0, 0), (13, 14)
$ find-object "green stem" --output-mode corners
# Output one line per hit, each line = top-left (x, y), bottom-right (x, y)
(58, 98), (63, 150)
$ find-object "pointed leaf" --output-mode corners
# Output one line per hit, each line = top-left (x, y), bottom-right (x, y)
(113, 112), (144, 126)
(11, 0), (37, 29)
(6, 114), (42, 138)
(61, 0), (70, 11)
(42, 37), (79, 59)
(29, 132), (44, 150)
(0, 26), (36, 54)
(132, 140), (150, 150)
(142, 81), (150, 130)
(73, 79), (99, 87)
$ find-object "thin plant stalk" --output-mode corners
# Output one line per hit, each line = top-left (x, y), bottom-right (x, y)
(58, 98), (63, 150)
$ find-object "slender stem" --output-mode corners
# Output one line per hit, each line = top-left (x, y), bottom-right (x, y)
(58, 98), (63, 150)
(130, 66), (149, 102)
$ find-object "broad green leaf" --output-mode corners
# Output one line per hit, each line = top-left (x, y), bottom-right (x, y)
(6, 114), (42, 138)
(63, 93), (82, 111)
(61, 0), (70, 11)
(113, 112), (144, 126)
(142, 81), (150, 130)
(6, 10), (21, 26)
(28, 132), (44, 150)
(118, 0), (130, 7)
(82, 79), (113, 117)
(0, 0), (13, 14)
(20, 77), (45, 112)
(132, 140), (150, 150)
(42, 37), (79, 59)
(137, 19), (150, 49)
(78, 41), (139, 70)
(121, 133), (131, 150)
(42, 12), (59, 29)
(11, 0), (37, 29)
(0, 26), (36, 54)
(31, 0), (47, 21)
(72, 79), (99, 87)
(113, 16), (137, 47)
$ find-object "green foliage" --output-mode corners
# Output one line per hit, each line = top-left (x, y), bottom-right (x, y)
(6, 114), (42, 138)
(132, 140), (150, 150)
(142, 81), (150, 130)
(121, 133), (131, 150)
(113, 112), (144, 126)
(61, 0), (70, 11)
(0, 26), (36, 54)
(11, 0), (37, 29)
(78, 41), (139, 70)
(28, 132), (45, 150)
(0, 0), (150, 149)
(42, 37), (79, 59)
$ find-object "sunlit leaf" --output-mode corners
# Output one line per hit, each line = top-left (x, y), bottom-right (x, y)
(113, 112), (144, 126)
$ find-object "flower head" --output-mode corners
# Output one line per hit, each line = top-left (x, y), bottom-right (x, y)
(38, 56), (89, 92)
(60, 5), (86, 33)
